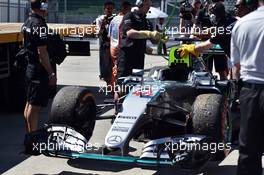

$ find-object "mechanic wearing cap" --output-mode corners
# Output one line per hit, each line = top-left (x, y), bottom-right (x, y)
(231, 0), (264, 174)
(116, 0), (160, 80)
(179, 2), (236, 80)
(22, 0), (56, 133)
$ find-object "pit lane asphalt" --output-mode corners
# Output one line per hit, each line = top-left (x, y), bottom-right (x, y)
(1, 49), (263, 175)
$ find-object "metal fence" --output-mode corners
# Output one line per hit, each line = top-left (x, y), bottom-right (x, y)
(0, 0), (28, 23)
(1, 0), (235, 24)
(49, 0), (161, 24)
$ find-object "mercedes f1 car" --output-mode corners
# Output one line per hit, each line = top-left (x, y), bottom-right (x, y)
(25, 40), (236, 171)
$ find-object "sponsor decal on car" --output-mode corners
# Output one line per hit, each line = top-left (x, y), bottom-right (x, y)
(112, 126), (129, 132)
(118, 116), (137, 120)
(107, 135), (122, 144)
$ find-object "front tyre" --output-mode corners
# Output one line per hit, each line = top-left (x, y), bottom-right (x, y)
(192, 94), (230, 160)
(49, 86), (96, 141)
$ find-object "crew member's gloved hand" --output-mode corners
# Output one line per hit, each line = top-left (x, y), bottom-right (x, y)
(149, 31), (161, 40)
(161, 35), (169, 43)
(138, 30), (161, 40)
(178, 44), (200, 58)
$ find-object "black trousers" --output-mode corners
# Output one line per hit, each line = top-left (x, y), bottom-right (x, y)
(158, 43), (167, 55)
(205, 54), (228, 72)
(99, 44), (112, 83)
(162, 43), (167, 55)
(237, 84), (264, 175)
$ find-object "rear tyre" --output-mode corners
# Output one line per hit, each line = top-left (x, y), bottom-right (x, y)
(192, 94), (230, 160)
(49, 86), (96, 141)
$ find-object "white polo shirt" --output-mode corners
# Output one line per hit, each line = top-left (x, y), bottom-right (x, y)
(231, 6), (264, 84)
(108, 14), (124, 48)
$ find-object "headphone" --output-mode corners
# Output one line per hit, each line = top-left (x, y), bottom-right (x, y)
(208, 2), (226, 25)
(209, 13), (217, 25)
(135, 0), (144, 7)
(31, 0), (48, 11)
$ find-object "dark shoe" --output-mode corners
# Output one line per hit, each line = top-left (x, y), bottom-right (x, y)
(23, 128), (49, 156)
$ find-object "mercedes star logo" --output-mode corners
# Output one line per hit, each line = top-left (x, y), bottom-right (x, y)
(107, 135), (122, 144)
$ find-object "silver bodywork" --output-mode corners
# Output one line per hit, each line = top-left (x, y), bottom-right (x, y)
(104, 67), (223, 157)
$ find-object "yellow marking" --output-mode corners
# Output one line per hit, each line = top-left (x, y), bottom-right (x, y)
(0, 33), (23, 44)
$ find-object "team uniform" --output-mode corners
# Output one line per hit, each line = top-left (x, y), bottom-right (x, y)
(117, 11), (150, 79)
(196, 9), (236, 73)
(180, 7), (198, 33)
(195, 7), (212, 28)
(208, 16), (236, 73)
(22, 13), (49, 107)
(209, 16), (237, 58)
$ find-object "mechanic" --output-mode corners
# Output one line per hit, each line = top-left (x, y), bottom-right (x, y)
(108, 1), (132, 87)
(192, 0), (229, 80)
(193, 0), (212, 35)
(22, 0), (56, 133)
(179, 0), (202, 37)
(96, 1), (115, 85)
(116, 0), (160, 80)
(231, 0), (264, 174)
(179, 2), (237, 80)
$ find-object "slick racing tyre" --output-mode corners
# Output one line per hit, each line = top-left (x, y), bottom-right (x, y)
(49, 86), (96, 141)
(192, 94), (230, 160)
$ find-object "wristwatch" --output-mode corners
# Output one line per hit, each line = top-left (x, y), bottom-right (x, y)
(49, 73), (56, 80)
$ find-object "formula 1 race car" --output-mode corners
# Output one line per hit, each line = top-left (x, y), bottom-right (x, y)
(25, 39), (236, 171)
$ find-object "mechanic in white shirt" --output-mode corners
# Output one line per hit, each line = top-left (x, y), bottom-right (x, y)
(231, 1), (264, 174)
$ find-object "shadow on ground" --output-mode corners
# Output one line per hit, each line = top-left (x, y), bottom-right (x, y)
(66, 158), (237, 175)
(0, 84), (111, 174)
(35, 172), (99, 175)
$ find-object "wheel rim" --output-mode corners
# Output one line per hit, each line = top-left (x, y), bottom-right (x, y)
(74, 92), (96, 139)
(76, 93), (95, 118)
